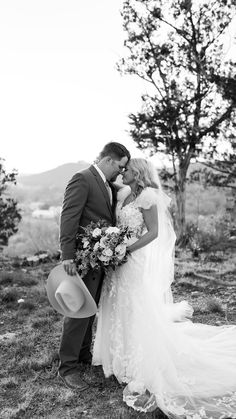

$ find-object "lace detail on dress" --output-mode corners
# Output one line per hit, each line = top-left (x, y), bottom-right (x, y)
(117, 201), (144, 237)
(116, 187), (161, 238)
(124, 387), (236, 417)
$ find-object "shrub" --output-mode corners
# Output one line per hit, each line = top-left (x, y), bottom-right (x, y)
(13, 341), (34, 360)
(0, 271), (14, 286)
(0, 270), (37, 287)
(0, 158), (21, 246)
(15, 275), (38, 287)
(184, 213), (234, 254)
(205, 297), (225, 315)
(1, 288), (18, 303)
(31, 317), (51, 329)
(1, 377), (18, 389)
(18, 301), (36, 312)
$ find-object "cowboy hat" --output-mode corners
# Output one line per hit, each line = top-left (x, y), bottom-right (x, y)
(46, 264), (97, 318)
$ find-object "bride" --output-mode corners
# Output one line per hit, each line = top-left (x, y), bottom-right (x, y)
(92, 158), (236, 418)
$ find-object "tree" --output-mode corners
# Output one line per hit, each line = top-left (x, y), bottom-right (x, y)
(190, 147), (236, 190)
(0, 158), (21, 247)
(118, 0), (236, 240)
(190, 77), (236, 190)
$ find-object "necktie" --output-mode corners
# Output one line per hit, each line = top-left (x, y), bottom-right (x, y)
(105, 181), (112, 205)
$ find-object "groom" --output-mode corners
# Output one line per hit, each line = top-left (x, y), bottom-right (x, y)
(58, 142), (130, 390)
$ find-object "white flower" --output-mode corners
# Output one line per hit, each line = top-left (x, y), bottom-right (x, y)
(102, 248), (113, 257)
(115, 244), (126, 260)
(105, 226), (120, 235)
(122, 235), (128, 244)
(98, 254), (110, 262)
(93, 242), (100, 251)
(199, 408), (207, 417)
(92, 228), (102, 238)
(99, 236), (107, 248)
(27, 256), (39, 262)
(83, 240), (89, 248)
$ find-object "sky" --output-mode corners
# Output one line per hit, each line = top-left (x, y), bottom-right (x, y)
(0, 1), (235, 174)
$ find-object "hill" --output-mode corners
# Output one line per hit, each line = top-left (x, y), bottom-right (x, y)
(18, 161), (89, 189)
(10, 161), (90, 205)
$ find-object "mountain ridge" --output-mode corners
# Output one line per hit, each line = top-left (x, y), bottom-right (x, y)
(18, 161), (90, 189)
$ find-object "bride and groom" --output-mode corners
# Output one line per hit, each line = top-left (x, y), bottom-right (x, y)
(49, 142), (236, 418)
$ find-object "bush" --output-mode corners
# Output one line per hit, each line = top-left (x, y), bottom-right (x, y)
(0, 158), (21, 246)
(205, 297), (225, 315)
(184, 213), (234, 254)
(1, 288), (18, 303)
(18, 301), (36, 312)
(4, 217), (59, 256)
(0, 270), (38, 287)
(0, 271), (14, 286)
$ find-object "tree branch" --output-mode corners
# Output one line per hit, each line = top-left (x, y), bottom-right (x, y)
(201, 161), (235, 175)
(199, 105), (233, 139)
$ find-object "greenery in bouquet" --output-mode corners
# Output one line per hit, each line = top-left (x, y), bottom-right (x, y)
(74, 220), (132, 277)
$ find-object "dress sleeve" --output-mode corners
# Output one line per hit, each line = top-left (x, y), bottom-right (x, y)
(134, 187), (158, 209)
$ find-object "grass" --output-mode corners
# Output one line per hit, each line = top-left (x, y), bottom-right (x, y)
(0, 270), (38, 287)
(18, 301), (36, 312)
(0, 253), (236, 419)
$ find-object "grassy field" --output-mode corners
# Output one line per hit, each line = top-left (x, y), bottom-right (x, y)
(4, 183), (232, 257)
(1, 250), (236, 419)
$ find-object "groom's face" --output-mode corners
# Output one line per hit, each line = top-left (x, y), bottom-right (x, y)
(108, 156), (128, 182)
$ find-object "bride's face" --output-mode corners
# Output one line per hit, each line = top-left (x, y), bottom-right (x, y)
(122, 164), (136, 185)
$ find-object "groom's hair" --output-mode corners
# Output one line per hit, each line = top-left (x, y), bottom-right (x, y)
(98, 142), (131, 162)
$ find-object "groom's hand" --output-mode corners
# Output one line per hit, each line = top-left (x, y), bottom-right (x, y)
(62, 259), (77, 276)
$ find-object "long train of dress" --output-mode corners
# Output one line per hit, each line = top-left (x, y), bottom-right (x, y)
(92, 187), (236, 418)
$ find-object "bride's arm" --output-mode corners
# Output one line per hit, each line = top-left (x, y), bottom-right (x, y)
(127, 205), (158, 253)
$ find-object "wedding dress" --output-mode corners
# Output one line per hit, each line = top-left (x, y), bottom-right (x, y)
(92, 186), (236, 418)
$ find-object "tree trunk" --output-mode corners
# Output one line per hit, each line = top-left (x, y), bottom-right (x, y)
(175, 185), (186, 241)
(175, 169), (187, 244)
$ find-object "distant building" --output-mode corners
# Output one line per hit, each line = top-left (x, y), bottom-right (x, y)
(32, 206), (61, 219)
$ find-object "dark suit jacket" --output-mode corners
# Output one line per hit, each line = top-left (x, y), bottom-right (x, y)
(60, 165), (117, 260)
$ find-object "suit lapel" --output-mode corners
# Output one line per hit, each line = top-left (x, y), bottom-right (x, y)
(89, 166), (113, 218)
(109, 182), (117, 225)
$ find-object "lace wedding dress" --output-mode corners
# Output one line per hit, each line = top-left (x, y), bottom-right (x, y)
(92, 186), (236, 418)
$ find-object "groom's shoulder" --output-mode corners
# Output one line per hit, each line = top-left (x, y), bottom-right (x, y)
(67, 167), (97, 187)
(72, 166), (93, 179)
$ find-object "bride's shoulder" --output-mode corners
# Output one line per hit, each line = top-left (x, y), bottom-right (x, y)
(117, 185), (131, 202)
(135, 187), (158, 209)
(140, 186), (159, 198)
(137, 187), (172, 210)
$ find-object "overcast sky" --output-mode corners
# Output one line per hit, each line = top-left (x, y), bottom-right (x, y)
(0, 1), (235, 174)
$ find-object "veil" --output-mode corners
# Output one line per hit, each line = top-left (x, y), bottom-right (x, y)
(121, 161), (236, 417)
(139, 160), (193, 321)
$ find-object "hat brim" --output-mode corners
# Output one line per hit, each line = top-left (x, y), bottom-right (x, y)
(46, 264), (97, 318)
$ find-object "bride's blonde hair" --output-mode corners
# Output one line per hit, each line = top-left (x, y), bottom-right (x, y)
(129, 158), (161, 196)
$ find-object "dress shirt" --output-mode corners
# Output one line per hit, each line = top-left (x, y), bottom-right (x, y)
(93, 164), (112, 205)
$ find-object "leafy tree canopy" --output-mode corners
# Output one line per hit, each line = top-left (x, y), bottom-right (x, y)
(118, 0), (236, 237)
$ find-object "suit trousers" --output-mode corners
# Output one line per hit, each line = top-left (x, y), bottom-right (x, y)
(58, 269), (104, 376)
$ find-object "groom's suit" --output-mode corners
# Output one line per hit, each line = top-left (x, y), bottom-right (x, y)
(59, 165), (117, 376)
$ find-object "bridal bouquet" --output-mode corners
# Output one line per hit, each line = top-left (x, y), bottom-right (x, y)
(74, 220), (131, 277)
